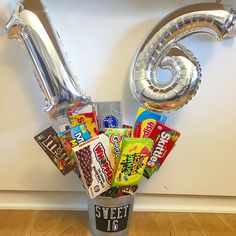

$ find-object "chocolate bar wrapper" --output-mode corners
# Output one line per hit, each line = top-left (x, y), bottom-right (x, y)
(59, 123), (91, 166)
(34, 127), (74, 175)
(112, 138), (154, 187)
(123, 124), (133, 130)
(101, 185), (138, 198)
(95, 102), (122, 132)
(133, 107), (167, 138)
(68, 112), (99, 137)
(105, 128), (132, 165)
(115, 185), (138, 198)
(143, 122), (181, 179)
(73, 134), (115, 198)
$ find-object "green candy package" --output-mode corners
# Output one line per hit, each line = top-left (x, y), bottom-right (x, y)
(112, 138), (154, 186)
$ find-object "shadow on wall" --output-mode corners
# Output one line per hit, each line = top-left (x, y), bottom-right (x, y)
(0, 27), (47, 127)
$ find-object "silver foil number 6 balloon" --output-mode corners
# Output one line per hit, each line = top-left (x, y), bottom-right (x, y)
(6, 0), (92, 119)
(130, 2), (236, 113)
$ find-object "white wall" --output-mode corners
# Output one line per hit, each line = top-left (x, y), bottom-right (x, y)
(0, 0), (236, 210)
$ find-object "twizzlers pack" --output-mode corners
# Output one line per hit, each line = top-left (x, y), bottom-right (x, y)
(73, 134), (115, 198)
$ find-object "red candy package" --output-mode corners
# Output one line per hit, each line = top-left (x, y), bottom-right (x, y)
(132, 107), (167, 139)
(68, 112), (99, 137)
(143, 122), (180, 179)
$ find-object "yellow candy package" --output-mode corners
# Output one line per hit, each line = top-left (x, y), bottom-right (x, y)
(112, 138), (154, 187)
(68, 112), (99, 137)
(105, 128), (132, 165)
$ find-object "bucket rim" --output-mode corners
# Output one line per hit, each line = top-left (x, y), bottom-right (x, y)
(91, 194), (135, 201)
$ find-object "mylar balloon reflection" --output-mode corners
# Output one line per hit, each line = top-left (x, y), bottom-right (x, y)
(6, 0), (92, 120)
(130, 2), (236, 113)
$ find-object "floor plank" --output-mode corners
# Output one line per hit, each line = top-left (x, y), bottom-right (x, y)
(25, 211), (64, 236)
(191, 213), (235, 236)
(51, 211), (91, 236)
(129, 212), (174, 236)
(0, 211), (236, 236)
(0, 210), (37, 236)
(168, 213), (206, 236)
(216, 214), (236, 234)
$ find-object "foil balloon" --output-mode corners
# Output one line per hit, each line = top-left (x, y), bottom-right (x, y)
(5, 0), (92, 119)
(131, 2), (236, 113)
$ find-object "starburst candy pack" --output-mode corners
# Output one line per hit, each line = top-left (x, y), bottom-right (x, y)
(112, 138), (154, 187)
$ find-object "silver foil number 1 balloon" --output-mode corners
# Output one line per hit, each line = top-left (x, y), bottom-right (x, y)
(6, 0), (92, 119)
(130, 2), (236, 113)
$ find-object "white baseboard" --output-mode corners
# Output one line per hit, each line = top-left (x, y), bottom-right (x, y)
(0, 191), (236, 213)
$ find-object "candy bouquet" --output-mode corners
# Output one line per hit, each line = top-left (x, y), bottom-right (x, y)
(35, 102), (180, 199)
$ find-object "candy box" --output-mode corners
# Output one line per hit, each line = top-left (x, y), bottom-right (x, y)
(143, 122), (181, 179)
(34, 127), (74, 175)
(59, 123), (91, 163)
(112, 138), (154, 187)
(105, 128), (132, 164)
(95, 102), (122, 132)
(59, 123), (90, 149)
(133, 107), (167, 138)
(73, 134), (115, 198)
(68, 112), (99, 137)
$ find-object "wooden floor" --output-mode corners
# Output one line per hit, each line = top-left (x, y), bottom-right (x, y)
(0, 211), (236, 236)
